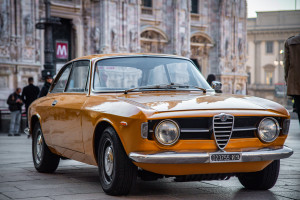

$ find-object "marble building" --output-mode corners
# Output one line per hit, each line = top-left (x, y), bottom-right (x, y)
(0, 0), (247, 108)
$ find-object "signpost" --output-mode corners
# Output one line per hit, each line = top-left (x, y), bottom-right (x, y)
(35, 0), (61, 79)
(56, 41), (68, 59)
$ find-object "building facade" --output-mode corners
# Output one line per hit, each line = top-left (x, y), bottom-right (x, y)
(246, 10), (300, 105)
(0, 0), (247, 108)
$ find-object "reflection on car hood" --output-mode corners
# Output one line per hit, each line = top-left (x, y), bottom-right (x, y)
(117, 92), (285, 113)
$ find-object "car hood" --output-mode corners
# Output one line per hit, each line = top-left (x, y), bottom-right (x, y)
(117, 92), (287, 114)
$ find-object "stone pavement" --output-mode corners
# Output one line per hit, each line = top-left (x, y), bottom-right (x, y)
(0, 120), (299, 200)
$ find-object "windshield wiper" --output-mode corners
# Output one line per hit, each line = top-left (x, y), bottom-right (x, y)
(168, 83), (207, 93)
(124, 84), (176, 94)
(124, 83), (206, 94)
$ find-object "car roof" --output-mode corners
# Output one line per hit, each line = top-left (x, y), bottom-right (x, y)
(71, 53), (188, 62)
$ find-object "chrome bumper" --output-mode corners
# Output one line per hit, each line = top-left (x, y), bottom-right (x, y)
(129, 146), (293, 164)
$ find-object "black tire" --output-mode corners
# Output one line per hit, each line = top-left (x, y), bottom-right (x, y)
(98, 127), (137, 196)
(32, 123), (60, 173)
(238, 160), (280, 190)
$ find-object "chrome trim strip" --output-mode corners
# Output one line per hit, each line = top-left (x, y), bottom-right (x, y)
(181, 128), (210, 133)
(233, 127), (257, 132)
(129, 146), (293, 164)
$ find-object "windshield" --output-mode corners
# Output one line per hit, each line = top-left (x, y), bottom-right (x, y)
(93, 57), (212, 92)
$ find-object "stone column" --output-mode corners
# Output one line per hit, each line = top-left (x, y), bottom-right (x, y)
(254, 41), (261, 84)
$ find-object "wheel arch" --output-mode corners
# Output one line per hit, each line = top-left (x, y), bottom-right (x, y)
(93, 120), (118, 164)
(30, 114), (41, 138)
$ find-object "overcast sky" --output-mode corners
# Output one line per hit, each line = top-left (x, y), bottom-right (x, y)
(247, 0), (300, 18)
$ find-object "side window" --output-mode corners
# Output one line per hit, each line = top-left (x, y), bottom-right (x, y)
(51, 64), (72, 93)
(65, 60), (90, 93)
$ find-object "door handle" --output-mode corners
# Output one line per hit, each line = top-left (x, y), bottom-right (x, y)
(52, 100), (58, 106)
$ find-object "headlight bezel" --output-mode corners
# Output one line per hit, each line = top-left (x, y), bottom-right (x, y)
(257, 117), (280, 143)
(154, 119), (180, 146)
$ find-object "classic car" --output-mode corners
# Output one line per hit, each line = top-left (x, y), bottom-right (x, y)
(27, 54), (293, 196)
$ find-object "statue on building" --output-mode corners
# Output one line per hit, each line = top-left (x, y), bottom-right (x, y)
(93, 27), (100, 53)
(111, 28), (118, 52)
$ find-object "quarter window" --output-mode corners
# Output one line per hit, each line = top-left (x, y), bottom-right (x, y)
(51, 64), (72, 93)
(65, 61), (90, 93)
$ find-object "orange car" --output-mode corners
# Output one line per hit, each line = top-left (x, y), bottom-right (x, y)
(27, 54), (293, 195)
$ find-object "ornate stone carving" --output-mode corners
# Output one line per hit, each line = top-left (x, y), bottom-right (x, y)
(24, 15), (33, 35)
(23, 47), (34, 61)
(0, 46), (9, 58)
(140, 30), (167, 53)
(35, 39), (41, 62)
(0, 9), (8, 38)
(129, 29), (137, 52)
(111, 28), (118, 52)
(190, 35), (209, 44)
(141, 30), (165, 41)
(92, 27), (100, 53)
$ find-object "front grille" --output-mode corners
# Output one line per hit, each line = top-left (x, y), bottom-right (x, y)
(147, 116), (283, 142)
(213, 114), (234, 149)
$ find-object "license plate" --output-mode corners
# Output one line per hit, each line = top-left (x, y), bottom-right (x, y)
(210, 153), (241, 163)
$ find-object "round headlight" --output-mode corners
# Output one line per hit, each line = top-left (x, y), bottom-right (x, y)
(155, 120), (180, 145)
(258, 117), (280, 143)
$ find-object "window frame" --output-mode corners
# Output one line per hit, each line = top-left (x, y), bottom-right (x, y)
(266, 41), (273, 54)
(50, 59), (91, 94)
(191, 0), (199, 14)
(65, 60), (91, 94)
(91, 55), (212, 94)
(50, 62), (73, 94)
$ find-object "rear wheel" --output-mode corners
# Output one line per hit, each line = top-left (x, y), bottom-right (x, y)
(98, 127), (137, 195)
(238, 160), (280, 190)
(32, 123), (60, 173)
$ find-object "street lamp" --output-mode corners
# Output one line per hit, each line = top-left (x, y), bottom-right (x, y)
(35, 0), (61, 79)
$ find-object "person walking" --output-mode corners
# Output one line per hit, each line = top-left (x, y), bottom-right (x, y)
(284, 33), (300, 126)
(22, 77), (40, 117)
(39, 75), (53, 98)
(7, 88), (23, 136)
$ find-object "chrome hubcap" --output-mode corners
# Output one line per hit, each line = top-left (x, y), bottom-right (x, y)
(104, 146), (114, 176)
(35, 131), (43, 164)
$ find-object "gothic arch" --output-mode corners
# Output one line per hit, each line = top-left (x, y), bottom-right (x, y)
(140, 28), (168, 53)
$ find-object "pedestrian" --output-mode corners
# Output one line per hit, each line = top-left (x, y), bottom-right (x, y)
(7, 88), (23, 136)
(207, 74), (216, 86)
(22, 77), (40, 118)
(39, 75), (53, 97)
(284, 33), (300, 126)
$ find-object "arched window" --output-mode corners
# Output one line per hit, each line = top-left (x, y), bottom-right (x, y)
(190, 34), (213, 57)
(140, 30), (168, 53)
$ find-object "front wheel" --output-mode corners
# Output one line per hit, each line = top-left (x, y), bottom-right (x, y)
(238, 160), (280, 190)
(32, 123), (60, 173)
(98, 127), (137, 196)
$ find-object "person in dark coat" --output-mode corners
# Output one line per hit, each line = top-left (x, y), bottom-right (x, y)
(284, 33), (300, 126)
(7, 88), (23, 136)
(39, 75), (53, 98)
(22, 77), (40, 115)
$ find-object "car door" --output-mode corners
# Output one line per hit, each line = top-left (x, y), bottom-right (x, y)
(50, 60), (90, 153)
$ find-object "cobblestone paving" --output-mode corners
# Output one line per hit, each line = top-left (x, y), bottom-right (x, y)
(0, 120), (299, 200)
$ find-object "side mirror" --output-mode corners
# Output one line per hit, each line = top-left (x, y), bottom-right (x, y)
(211, 81), (222, 93)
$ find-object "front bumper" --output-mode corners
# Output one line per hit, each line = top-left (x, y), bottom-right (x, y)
(129, 146), (293, 164)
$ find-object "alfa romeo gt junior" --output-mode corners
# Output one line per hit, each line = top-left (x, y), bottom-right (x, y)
(27, 54), (293, 196)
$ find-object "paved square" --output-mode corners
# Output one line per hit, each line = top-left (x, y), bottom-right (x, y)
(0, 120), (299, 200)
